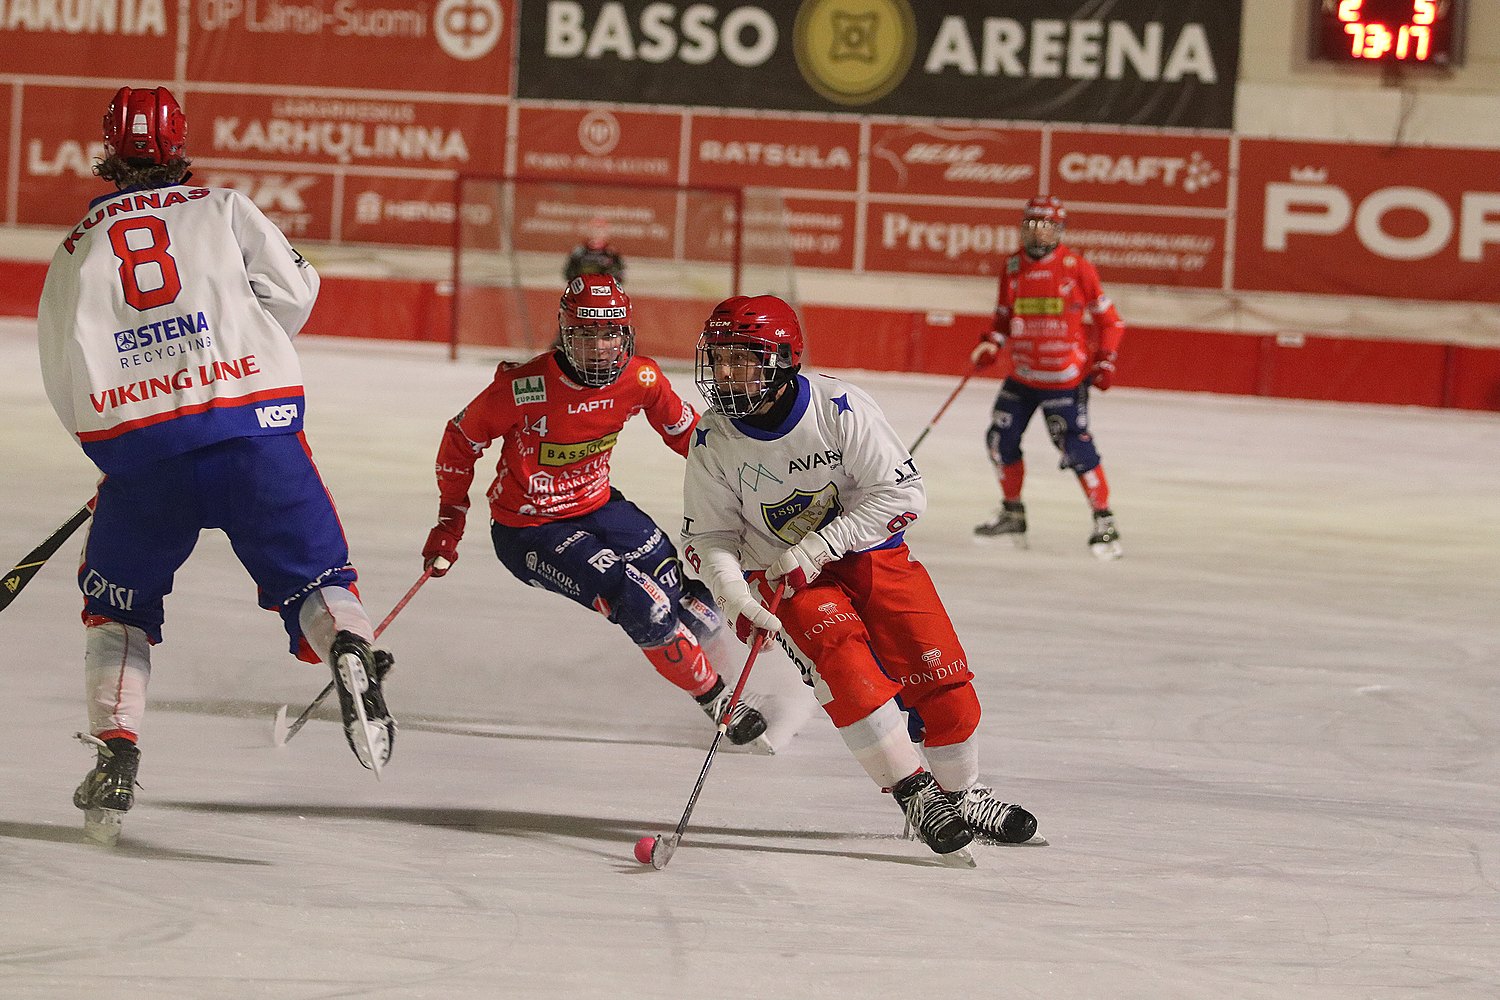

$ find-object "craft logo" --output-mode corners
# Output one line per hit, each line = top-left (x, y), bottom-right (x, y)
(435, 0), (503, 59)
(793, 0), (917, 106)
(512, 375), (547, 404)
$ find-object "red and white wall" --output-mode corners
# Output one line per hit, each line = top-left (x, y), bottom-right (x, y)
(2, 0), (1498, 410)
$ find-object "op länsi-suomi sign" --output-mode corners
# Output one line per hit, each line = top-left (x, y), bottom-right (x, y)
(517, 0), (1243, 130)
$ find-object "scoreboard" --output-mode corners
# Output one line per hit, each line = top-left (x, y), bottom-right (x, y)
(1311, 0), (1467, 66)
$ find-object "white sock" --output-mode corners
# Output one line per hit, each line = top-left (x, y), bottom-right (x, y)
(839, 700), (924, 789)
(84, 621), (151, 736)
(923, 739), (980, 793)
(298, 586), (374, 663)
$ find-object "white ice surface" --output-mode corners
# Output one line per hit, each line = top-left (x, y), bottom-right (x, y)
(1, 318), (1497, 999)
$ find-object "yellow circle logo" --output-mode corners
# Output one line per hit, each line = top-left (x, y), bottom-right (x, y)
(794, 0), (917, 107)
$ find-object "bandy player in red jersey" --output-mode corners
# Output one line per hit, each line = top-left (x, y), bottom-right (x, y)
(681, 295), (1039, 862)
(971, 195), (1126, 560)
(421, 276), (772, 747)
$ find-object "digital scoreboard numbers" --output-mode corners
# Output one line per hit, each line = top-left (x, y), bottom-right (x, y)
(1312, 0), (1467, 66)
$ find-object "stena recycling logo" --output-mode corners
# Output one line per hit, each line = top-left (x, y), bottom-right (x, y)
(435, 0), (503, 60)
(794, 0), (917, 106)
(255, 403), (299, 428)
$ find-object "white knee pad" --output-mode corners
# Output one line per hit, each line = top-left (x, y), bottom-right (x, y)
(84, 620), (152, 736)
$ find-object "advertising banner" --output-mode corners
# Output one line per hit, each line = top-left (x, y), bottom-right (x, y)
(864, 200), (1019, 277)
(1, 83), (12, 223)
(16, 86), (115, 228)
(515, 107), (681, 182)
(783, 197), (857, 270)
(343, 176), (477, 247)
(1235, 138), (1500, 304)
(864, 199), (1223, 287)
(1061, 210), (1224, 288)
(190, 165), (338, 240)
(190, 91), (507, 173)
(0, 1), (175, 78)
(687, 113), (859, 193)
(1049, 129), (1231, 209)
(867, 123), (1041, 201)
(517, 0), (1242, 128)
(188, 0), (512, 92)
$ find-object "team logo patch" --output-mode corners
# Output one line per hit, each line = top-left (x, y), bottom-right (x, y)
(761, 485), (843, 545)
(638, 366), (657, 387)
(512, 375), (547, 405)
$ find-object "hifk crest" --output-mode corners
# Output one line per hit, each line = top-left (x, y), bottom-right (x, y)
(761, 485), (842, 545)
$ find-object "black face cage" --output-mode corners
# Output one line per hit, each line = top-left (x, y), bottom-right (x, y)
(561, 325), (634, 387)
(695, 338), (789, 418)
(1022, 218), (1061, 258)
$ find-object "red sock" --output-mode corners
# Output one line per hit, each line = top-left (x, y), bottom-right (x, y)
(1078, 465), (1110, 511)
(641, 624), (717, 697)
(999, 460), (1025, 502)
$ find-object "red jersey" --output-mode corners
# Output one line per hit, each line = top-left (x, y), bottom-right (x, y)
(989, 243), (1124, 390)
(435, 352), (698, 528)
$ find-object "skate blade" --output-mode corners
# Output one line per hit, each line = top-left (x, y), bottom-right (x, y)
(726, 733), (776, 756)
(649, 833), (680, 870)
(1090, 540), (1122, 561)
(973, 533), (1029, 549)
(83, 807), (124, 847)
(971, 831), (1050, 847)
(338, 655), (387, 780)
(272, 704), (289, 746)
(937, 845), (978, 869)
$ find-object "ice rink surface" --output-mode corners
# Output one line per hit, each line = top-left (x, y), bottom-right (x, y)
(1, 317), (1497, 999)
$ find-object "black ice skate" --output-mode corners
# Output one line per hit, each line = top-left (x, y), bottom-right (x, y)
(329, 631), (396, 776)
(697, 676), (771, 752)
(1088, 508), (1122, 561)
(892, 770), (976, 866)
(974, 500), (1028, 547)
(73, 733), (140, 846)
(946, 785), (1042, 844)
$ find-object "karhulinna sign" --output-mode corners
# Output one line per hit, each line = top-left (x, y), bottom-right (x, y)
(517, 0), (1244, 129)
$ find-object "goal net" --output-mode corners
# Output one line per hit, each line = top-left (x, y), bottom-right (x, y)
(450, 175), (798, 367)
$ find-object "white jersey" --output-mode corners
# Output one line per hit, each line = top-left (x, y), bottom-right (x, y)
(681, 373), (925, 570)
(37, 183), (318, 475)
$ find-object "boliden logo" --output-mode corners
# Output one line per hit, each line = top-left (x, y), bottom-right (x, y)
(255, 403), (300, 428)
(794, 0), (917, 106)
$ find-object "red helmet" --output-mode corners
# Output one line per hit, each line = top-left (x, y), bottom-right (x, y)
(103, 86), (187, 165)
(695, 295), (804, 417)
(1023, 194), (1066, 225)
(1021, 194), (1065, 258)
(557, 275), (634, 387)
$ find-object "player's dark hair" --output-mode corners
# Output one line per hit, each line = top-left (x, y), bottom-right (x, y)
(94, 155), (192, 189)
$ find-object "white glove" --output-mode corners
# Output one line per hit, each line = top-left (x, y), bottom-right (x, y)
(970, 338), (1001, 367)
(767, 530), (839, 593)
(719, 585), (783, 644)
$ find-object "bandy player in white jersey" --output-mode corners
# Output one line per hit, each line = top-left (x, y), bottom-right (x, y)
(36, 86), (394, 842)
(680, 295), (1041, 860)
